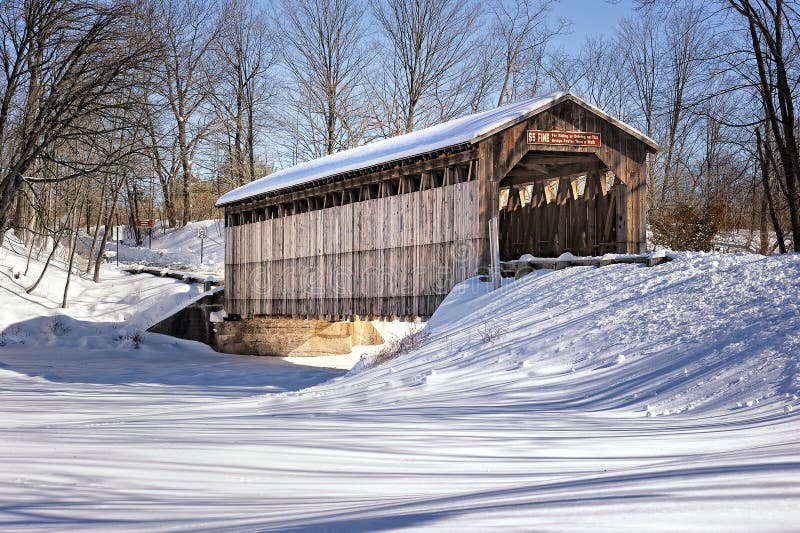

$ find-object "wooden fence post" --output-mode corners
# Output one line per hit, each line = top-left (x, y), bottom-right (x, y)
(489, 216), (501, 290)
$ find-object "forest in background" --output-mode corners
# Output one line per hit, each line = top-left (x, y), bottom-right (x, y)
(0, 0), (798, 301)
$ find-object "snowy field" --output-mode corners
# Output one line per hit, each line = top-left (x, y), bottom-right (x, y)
(1, 231), (799, 531)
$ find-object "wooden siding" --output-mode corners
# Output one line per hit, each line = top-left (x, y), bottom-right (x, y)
(225, 180), (482, 318)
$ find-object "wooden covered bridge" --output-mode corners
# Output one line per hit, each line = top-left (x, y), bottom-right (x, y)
(217, 92), (659, 321)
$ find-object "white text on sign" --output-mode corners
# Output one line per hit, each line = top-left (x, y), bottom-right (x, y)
(527, 130), (601, 147)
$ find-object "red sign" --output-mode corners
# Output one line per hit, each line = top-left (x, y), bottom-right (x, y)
(527, 130), (601, 147)
(136, 219), (155, 228)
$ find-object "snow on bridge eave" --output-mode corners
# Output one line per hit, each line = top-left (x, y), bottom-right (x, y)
(215, 92), (657, 208)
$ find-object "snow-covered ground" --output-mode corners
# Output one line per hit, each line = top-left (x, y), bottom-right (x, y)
(80, 219), (225, 273)
(1, 230), (799, 531)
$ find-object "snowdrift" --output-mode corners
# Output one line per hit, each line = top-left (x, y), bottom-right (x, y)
(311, 252), (800, 418)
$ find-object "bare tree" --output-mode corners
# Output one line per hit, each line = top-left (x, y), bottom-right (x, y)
(142, 88), (181, 227)
(755, 126), (788, 252)
(23, 134), (95, 297)
(541, 47), (583, 93)
(150, 0), (221, 226)
(280, 0), (368, 158)
(212, 0), (276, 185)
(83, 173), (108, 275)
(658, 3), (710, 204)
(574, 35), (630, 121)
(490, 0), (565, 107)
(726, 0), (800, 251)
(371, 0), (478, 133)
(61, 176), (90, 308)
(618, 8), (661, 144)
(0, 0), (154, 238)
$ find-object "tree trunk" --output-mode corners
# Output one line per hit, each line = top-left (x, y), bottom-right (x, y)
(26, 235), (60, 295)
(93, 175), (126, 282)
(742, 8), (800, 250)
(756, 127), (787, 254)
(93, 223), (111, 283)
(85, 177), (108, 274)
(62, 192), (87, 309)
(179, 124), (191, 226)
(125, 174), (142, 245)
(247, 94), (256, 182)
(759, 188), (769, 255)
(0, 174), (23, 238)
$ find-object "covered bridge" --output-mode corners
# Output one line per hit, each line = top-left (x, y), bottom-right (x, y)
(216, 92), (659, 320)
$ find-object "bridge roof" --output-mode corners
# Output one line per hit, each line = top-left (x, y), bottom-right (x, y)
(216, 92), (658, 207)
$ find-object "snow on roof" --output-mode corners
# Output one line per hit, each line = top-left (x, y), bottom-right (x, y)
(216, 92), (658, 207)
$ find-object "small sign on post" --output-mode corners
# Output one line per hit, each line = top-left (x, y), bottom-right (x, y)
(136, 219), (155, 249)
(198, 228), (207, 264)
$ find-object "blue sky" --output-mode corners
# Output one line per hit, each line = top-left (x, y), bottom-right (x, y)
(551, 0), (639, 52)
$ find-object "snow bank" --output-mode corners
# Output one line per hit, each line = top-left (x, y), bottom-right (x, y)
(327, 251), (800, 417)
(0, 230), (217, 348)
(79, 219), (224, 273)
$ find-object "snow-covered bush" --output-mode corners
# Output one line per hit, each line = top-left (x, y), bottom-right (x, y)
(127, 332), (145, 349)
(374, 331), (420, 365)
(353, 327), (423, 372)
(477, 322), (506, 343)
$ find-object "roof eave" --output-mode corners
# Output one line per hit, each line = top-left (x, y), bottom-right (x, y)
(469, 92), (572, 145)
(215, 93), (661, 209)
(566, 95), (661, 152)
(469, 93), (661, 153)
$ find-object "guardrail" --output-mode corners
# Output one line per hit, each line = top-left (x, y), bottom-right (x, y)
(483, 254), (672, 281)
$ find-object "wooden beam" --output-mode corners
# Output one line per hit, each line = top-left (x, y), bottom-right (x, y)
(420, 172), (431, 190)
(519, 153), (601, 165)
(502, 159), (606, 186)
(570, 177), (581, 199)
(614, 178), (628, 252)
(513, 161), (551, 174)
(556, 177), (573, 205)
(506, 186), (522, 211)
(502, 170), (551, 184)
(519, 159), (606, 175)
